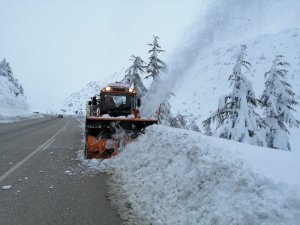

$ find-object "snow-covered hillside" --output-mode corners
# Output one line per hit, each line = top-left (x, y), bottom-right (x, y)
(170, 28), (300, 150)
(171, 28), (300, 117)
(0, 59), (31, 119)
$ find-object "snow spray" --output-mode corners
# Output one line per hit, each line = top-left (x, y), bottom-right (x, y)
(141, 0), (300, 118)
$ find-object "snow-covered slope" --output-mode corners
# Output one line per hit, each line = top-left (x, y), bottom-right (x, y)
(0, 72), (30, 119)
(171, 28), (300, 117)
(170, 28), (300, 150)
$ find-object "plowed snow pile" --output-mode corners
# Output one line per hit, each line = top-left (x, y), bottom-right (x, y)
(85, 125), (300, 225)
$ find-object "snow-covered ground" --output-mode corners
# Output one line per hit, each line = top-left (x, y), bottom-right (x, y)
(82, 125), (300, 225)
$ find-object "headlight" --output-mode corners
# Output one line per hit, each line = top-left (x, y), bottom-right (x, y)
(129, 88), (134, 93)
(105, 86), (111, 91)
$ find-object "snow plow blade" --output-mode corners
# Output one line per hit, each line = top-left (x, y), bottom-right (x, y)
(85, 117), (157, 159)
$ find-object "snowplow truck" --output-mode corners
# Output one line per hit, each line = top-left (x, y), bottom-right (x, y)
(85, 82), (157, 159)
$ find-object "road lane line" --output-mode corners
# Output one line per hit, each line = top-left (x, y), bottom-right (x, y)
(0, 120), (69, 183)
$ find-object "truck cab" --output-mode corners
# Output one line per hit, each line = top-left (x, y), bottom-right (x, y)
(87, 82), (140, 118)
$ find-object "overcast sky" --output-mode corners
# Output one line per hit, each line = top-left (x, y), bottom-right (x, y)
(0, 0), (201, 111)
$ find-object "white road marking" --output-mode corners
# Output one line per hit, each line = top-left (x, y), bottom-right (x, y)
(0, 120), (69, 183)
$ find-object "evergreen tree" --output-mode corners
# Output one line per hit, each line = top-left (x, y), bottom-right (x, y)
(261, 55), (299, 150)
(144, 36), (171, 124)
(203, 45), (265, 146)
(0, 58), (13, 81)
(20, 84), (24, 95)
(0, 58), (24, 97)
(123, 55), (147, 97)
(145, 36), (168, 82)
(170, 113), (201, 132)
(156, 98), (172, 125)
(0, 58), (6, 77)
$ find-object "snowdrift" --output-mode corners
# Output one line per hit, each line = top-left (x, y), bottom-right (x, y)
(85, 125), (300, 225)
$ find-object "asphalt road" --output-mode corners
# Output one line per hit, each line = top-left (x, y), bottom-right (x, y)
(0, 116), (121, 225)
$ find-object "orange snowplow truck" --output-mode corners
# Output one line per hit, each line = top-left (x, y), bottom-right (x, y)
(85, 82), (157, 159)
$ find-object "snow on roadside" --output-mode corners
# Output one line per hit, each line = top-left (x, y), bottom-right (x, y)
(1, 185), (12, 190)
(0, 113), (44, 123)
(205, 133), (300, 187)
(89, 125), (300, 225)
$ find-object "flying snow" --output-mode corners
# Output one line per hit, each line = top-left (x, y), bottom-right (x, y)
(142, 0), (300, 117)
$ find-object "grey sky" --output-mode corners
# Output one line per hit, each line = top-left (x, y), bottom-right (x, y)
(0, 0), (201, 111)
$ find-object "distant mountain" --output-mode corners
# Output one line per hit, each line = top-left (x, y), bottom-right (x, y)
(60, 71), (124, 115)
(0, 58), (30, 117)
(60, 81), (103, 115)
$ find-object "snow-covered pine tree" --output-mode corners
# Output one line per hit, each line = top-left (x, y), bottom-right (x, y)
(144, 36), (171, 125)
(145, 36), (168, 82)
(156, 99), (173, 125)
(123, 55), (147, 97)
(20, 84), (24, 96)
(170, 113), (201, 132)
(0, 58), (13, 81)
(0, 58), (24, 96)
(261, 55), (299, 150)
(203, 45), (266, 146)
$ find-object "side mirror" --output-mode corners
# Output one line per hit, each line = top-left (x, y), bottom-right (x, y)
(88, 101), (92, 106)
(137, 98), (141, 107)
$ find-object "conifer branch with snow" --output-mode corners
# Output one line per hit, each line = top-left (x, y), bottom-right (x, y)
(123, 55), (147, 97)
(143, 36), (171, 125)
(145, 36), (168, 81)
(261, 55), (300, 150)
(203, 45), (266, 146)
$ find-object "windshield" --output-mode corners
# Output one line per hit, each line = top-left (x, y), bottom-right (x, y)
(100, 93), (133, 116)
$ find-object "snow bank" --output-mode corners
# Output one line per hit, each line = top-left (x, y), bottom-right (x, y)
(92, 125), (300, 225)
(208, 134), (300, 187)
(0, 113), (44, 123)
